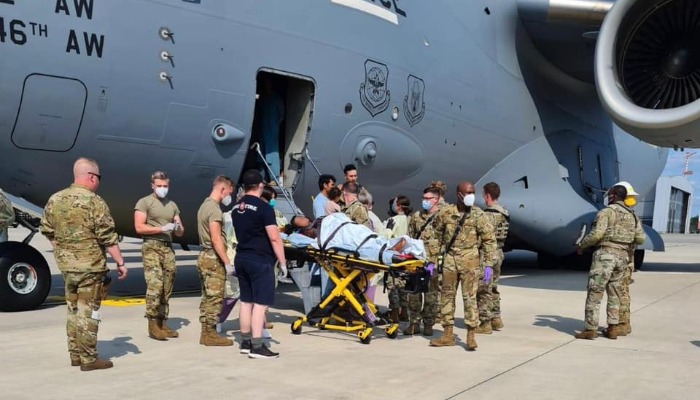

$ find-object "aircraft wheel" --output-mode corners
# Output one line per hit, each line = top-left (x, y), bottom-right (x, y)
(291, 318), (303, 335)
(0, 242), (51, 312)
(634, 249), (645, 271)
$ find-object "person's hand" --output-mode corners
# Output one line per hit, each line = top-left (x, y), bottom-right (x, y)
(117, 264), (128, 281)
(225, 264), (236, 276)
(425, 262), (436, 276)
(161, 223), (176, 233)
(482, 266), (493, 283)
(278, 261), (288, 278)
(173, 223), (182, 232)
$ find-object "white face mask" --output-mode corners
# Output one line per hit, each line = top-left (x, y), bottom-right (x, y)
(222, 195), (232, 206)
(154, 187), (168, 198)
(463, 193), (476, 207)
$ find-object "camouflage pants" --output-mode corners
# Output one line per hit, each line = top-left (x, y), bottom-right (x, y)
(385, 275), (406, 310)
(477, 249), (504, 322)
(64, 271), (106, 364)
(197, 249), (226, 326)
(619, 260), (633, 325)
(142, 240), (176, 319)
(440, 255), (481, 328)
(583, 247), (627, 330)
(407, 274), (439, 325)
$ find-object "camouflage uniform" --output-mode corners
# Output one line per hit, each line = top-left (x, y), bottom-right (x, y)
(343, 200), (371, 228)
(579, 201), (645, 331)
(40, 184), (118, 365)
(477, 204), (509, 324)
(0, 188), (15, 242)
(196, 198), (226, 327)
(433, 204), (496, 328)
(135, 195), (180, 320)
(619, 246), (635, 329)
(406, 209), (441, 327)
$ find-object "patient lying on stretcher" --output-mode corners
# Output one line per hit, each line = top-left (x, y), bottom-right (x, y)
(284, 213), (425, 264)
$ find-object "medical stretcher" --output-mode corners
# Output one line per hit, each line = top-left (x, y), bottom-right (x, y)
(285, 246), (430, 344)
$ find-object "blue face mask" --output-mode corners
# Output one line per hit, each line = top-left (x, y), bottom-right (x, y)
(421, 200), (432, 211)
(269, 199), (277, 208)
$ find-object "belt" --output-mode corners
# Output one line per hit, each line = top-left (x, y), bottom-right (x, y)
(598, 242), (630, 250)
(143, 238), (172, 246)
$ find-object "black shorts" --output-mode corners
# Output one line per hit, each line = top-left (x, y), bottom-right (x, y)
(234, 253), (275, 306)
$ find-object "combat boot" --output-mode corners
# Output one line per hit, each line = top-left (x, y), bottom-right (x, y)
(617, 322), (630, 336)
(466, 328), (478, 351)
(491, 317), (504, 330)
(148, 318), (168, 341)
(422, 324), (434, 336)
(429, 325), (456, 347)
(70, 355), (81, 367)
(399, 307), (409, 322)
(604, 324), (621, 340)
(157, 318), (179, 338)
(403, 322), (421, 336)
(80, 358), (113, 371)
(390, 308), (400, 323)
(574, 330), (598, 340)
(475, 320), (493, 335)
(200, 324), (233, 346)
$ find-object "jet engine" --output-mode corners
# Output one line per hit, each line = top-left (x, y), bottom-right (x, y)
(596, 0), (700, 148)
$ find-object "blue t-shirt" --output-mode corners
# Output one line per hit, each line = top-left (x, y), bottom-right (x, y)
(231, 195), (276, 261)
(313, 192), (329, 219)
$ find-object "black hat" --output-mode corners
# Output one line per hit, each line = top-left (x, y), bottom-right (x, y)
(241, 169), (263, 185)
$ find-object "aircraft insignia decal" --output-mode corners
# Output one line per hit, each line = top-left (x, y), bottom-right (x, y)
(360, 59), (390, 116)
(403, 75), (425, 127)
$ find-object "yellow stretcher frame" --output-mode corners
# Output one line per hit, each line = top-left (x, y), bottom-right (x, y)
(287, 246), (427, 344)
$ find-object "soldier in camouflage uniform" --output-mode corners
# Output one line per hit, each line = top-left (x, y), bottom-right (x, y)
(574, 185), (645, 340)
(430, 182), (496, 351)
(40, 158), (127, 371)
(611, 181), (641, 336)
(134, 171), (185, 340)
(196, 175), (235, 346)
(476, 182), (509, 334)
(404, 184), (444, 336)
(342, 182), (371, 228)
(0, 188), (15, 242)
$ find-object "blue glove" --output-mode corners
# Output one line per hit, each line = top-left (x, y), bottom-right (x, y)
(483, 266), (493, 283)
(425, 262), (436, 276)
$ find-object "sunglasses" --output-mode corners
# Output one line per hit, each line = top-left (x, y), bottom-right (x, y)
(88, 172), (102, 181)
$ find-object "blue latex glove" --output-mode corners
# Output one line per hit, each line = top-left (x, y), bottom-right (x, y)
(483, 266), (493, 283)
(426, 262), (436, 276)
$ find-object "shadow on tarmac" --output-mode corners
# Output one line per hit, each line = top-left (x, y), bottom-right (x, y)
(533, 314), (581, 335)
(638, 263), (700, 273)
(98, 336), (141, 359)
(691, 340), (700, 348)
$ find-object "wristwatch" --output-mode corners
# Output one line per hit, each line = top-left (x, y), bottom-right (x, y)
(117, 263), (125, 267)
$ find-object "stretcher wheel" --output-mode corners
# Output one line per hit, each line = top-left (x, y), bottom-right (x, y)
(358, 328), (372, 344)
(291, 318), (303, 335)
(385, 325), (399, 339)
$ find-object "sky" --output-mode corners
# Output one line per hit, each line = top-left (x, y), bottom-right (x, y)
(661, 150), (700, 217)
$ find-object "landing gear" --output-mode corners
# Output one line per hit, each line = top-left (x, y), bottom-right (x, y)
(0, 242), (51, 312)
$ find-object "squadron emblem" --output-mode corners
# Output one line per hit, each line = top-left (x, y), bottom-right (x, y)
(403, 75), (425, 127)
(360, 59), (390, 116)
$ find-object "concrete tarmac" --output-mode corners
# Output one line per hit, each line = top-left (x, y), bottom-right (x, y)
(1, 229), (699, 400)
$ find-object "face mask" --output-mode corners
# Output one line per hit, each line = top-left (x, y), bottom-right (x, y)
(154, 187), (168, 198)
(624, 196), (637, 207)
(421, 200), (432, 211)
(269, 199), (277, 208)
(222, 194), (232, 206)
(463, 193), (475, 207)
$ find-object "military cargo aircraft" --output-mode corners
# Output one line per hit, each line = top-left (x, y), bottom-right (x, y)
(3, 0), (694, 311)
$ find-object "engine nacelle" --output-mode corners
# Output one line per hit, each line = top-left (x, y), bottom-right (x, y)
(596, 0), (700, 148)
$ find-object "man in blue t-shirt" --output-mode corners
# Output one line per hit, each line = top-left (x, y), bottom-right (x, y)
(313, 174), (335, 219)
(232, 170), (287, 359)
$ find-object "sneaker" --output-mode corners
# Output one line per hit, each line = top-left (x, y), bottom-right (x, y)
(239, 339), (251, 354)
(248, 344), (279, 359)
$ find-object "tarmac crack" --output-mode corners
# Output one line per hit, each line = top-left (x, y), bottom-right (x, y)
(632, 278), (700, 315)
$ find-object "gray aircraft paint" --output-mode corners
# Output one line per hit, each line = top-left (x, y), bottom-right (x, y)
(0, 0), (672, 262)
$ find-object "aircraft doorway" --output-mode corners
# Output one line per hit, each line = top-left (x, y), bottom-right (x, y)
(246, 70), (315, 190)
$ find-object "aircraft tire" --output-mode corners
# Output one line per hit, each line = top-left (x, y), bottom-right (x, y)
(0, 242), (51, 312)
(633, 249), (645, 271)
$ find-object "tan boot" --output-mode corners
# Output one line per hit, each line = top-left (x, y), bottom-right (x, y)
(70, 355), (81, 367)
(403, 323), (421, 336)
(422, 324), (434, 337)
(605, 324), (620, 340)
(429, 325), (456, 347)
(466, 328), (478, 351)
(390, 308), (400, 323)
(475, 320), (493, 335)
(491, 317), (504, 330)
(574, 330), (598, 340)
(80, 358), (113, 371)
(148, 318), (168, 341)
(157, 318), (179, 338)
(617, 323), (629, 336)
(200, 324), (234, 346)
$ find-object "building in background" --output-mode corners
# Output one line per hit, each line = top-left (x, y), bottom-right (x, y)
(646, 176), (694, 234)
